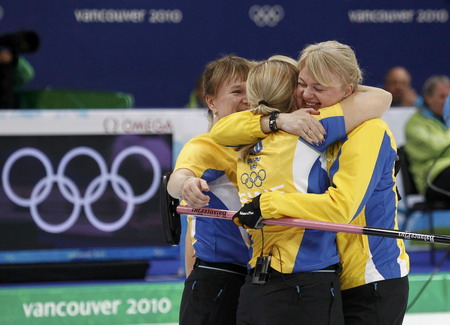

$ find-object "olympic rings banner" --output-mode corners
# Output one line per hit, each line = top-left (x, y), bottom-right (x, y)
(0, 109), (208, 265)
(0, 0), (449, 108)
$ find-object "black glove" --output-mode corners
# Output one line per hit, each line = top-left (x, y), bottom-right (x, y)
(233, 195), (264, 229)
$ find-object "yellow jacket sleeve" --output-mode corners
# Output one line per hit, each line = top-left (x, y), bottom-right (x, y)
(210, 111), (267, 146)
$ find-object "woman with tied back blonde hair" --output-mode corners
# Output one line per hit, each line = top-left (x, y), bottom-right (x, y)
(232, 58), (350, 324)
(238, 59), (298, 160)
(247, 59), (297, 114)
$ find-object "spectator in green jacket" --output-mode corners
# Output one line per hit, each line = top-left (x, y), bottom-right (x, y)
(404, 75), (450, 201)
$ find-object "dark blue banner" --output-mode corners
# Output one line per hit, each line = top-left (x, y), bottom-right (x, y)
(1, 0), (449, 108)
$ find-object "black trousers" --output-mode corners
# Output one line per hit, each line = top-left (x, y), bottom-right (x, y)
(425, 166), (450, 201)
(179, 262), (246, 325)
(236, 268), (344, 325)
(342, 276), (409, 325)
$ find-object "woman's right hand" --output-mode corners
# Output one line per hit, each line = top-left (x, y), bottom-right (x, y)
(181, 177), (210, 208)
(277, 109), (326, 145)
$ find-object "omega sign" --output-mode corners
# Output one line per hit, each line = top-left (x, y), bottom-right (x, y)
(103, 117), (173, 134)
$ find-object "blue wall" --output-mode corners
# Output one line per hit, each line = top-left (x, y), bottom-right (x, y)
(1, 0), (449, 108)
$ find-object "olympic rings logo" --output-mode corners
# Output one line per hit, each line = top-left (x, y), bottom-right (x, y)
(249, 5), (285, 27)
(1, 146), (161, 234)
(240, 169), (266, 189)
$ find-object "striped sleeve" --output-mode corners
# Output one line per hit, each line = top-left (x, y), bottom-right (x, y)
(211, 104), (346, 148)
(308, 103), (346, 152)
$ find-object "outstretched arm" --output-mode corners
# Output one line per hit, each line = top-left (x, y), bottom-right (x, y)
(210, 110), (267, 146)
(210, 86), (391, 147)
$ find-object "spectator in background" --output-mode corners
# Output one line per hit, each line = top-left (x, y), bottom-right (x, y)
(384, 66), (421, 107)
(0, 30), (39, 108)
(0, 48), (17, 108)
(444, 93), (450, 128)
(185, 75), (206, 108)
(0, 49), (35, 108)
(405, 75), (450, 201)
